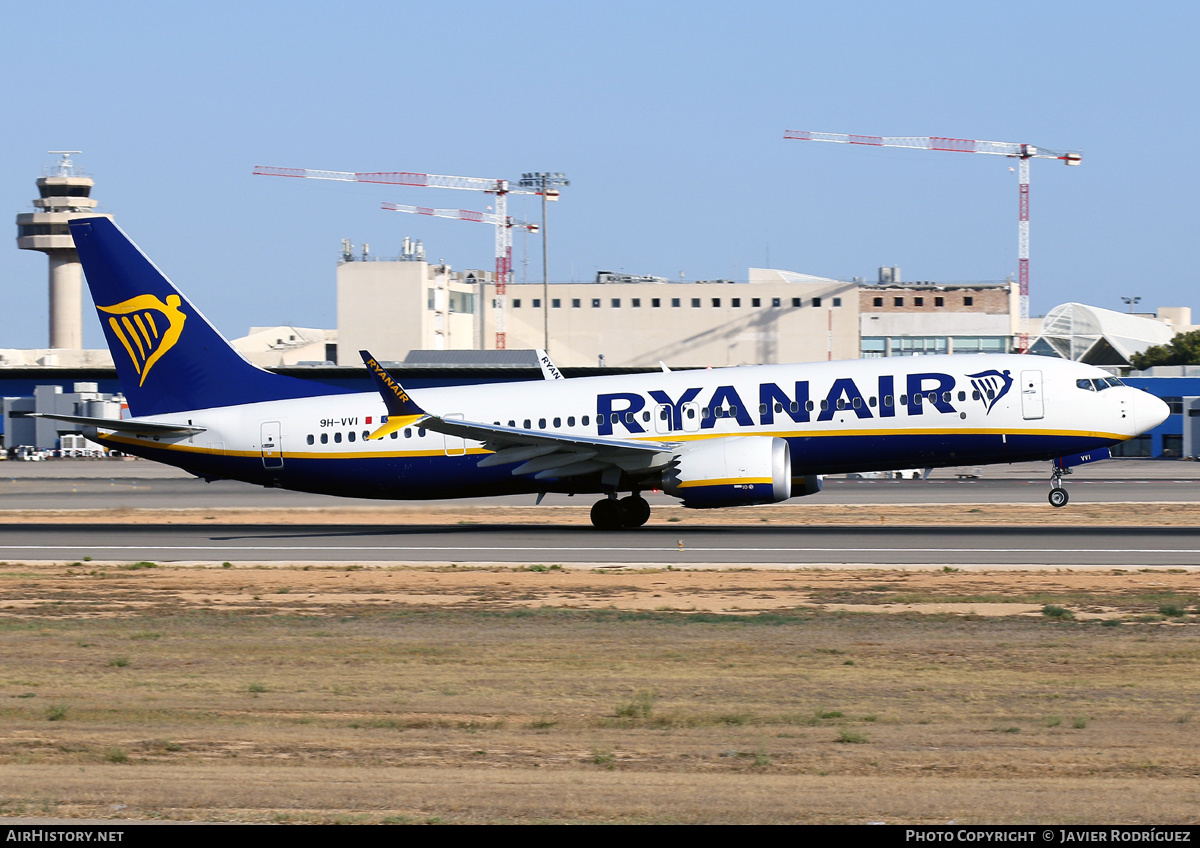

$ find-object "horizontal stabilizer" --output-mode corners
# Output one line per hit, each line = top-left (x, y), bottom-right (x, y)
(15, 412), (206, 436)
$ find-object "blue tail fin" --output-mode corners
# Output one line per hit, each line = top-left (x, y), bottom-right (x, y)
(70, 217), (348, 416)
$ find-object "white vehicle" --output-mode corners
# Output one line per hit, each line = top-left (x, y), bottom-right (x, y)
(29, 218), (1169, 529)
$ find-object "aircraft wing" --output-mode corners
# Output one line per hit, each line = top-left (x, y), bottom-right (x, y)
(359, 350), (672, 481)
(14, 413), (206, 436)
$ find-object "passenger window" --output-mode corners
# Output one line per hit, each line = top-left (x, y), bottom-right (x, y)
(701, 408), (710, 419)
(307, 434), (314, 445)
(334, 432), (342, 443)
(508, 420), (515, 428)
(789, 402), (798, 413)
(942, 392), (951, 404)
(852, 397), (862, 409)
(836, 398), (846, 410)
(418, 428), (426, 437)
(405, 429), (412, 438)
(730, 406), (738, 416)
(524, 419), (532, 429)
(914, 395), (923, 406)
(660, 407), (669, 420)
(348, 431), (356, 442)
(320, 433), (328, 444)
(611, 413), (619, 424)
(972, 391), (980, 400)
(624, 412), (634, 423)
(805, 401), (814, 412)
(568, 416), (576, 426)
(900, 395), (909, 405)
(884, 396), (893, 407)
(774, 403), (782, 413)
(868, 397), (877, 407)
(642, 411), (650, 422)
(363, 430), (370, 440)
(820, 400), (829, 411)
(958, 391), (966, 401)
(686, 407), (695, 419)
(538, 418), (546, 428)
(553, 417), (561, 427)
(390, 431), (398, 439)
(582, 415), (589, 426)
(761, 403), (769, 415)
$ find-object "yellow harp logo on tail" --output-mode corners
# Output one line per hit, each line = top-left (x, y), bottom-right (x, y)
(97, 294), (187, 386)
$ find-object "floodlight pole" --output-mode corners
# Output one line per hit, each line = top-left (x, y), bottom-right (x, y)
(520, 172), (569, 352)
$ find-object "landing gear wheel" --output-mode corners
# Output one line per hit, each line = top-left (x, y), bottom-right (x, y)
(619, 495), (651, 528)
(1048, 488), (1069, 508)
(590, 498), (623, 530)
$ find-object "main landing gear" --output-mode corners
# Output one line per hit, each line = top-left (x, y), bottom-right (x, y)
(1048, 466), (1070, 508)
(590, 494), (651, 530)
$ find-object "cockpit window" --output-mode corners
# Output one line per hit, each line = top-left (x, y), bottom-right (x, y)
(1076, 379), (1095, 391)
(1105, 377), (1124, 387)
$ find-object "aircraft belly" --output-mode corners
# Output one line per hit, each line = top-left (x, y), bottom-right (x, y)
(787, 431), (1117, 476)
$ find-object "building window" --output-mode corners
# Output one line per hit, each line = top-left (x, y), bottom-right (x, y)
(752, 298), (761, 307)
(512, 299), (521, 308)
(964, 296), (974, 306)
(812, 297), (821, 307)
(832, 297), (841, 307)
(894, 297), (904, 307)
(572, 298), (581, 308)
(632, 298), (641, 307)
(914, 297), (924, 306)
(935, 296), (944, 307)
(611, 298), (621, 308)
(652, 298), (661, 307)
(592, 298), (601, 308)
(712, 297), (721, 307)
(792, 297), (801, 307)
(552, 298), (561, 308)
(691, 298), (701, 307)
(532, 298), (541, 308)
(873, 297), (883, 307)
(672, 298), (681, 307)
(732, 298), (741, 307)
(771, 297), (781, 307)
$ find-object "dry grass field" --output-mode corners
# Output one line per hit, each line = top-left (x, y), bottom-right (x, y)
(2, 507), (1200, 825)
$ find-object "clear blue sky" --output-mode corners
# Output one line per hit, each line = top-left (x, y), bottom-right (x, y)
(2, 0), (1196, 350)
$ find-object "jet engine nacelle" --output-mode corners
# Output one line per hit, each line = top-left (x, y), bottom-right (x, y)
(664, 436), (792, 509)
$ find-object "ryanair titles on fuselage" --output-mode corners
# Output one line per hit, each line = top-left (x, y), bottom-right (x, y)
(594, 368), (1015, 436)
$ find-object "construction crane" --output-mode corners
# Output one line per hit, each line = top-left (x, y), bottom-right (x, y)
(252, 165), (541, 349)
(783, 131), (1082, 352)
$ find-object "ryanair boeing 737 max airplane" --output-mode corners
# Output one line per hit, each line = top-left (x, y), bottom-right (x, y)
(29, 218), (1169, 529)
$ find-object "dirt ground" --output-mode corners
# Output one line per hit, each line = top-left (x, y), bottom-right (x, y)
(1, 499), (1200, 526)
(1, 504), (1199, 824)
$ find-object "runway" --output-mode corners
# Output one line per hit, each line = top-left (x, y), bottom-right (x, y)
(1, 469), (1199, 509)
(2, 522), (1197, 567)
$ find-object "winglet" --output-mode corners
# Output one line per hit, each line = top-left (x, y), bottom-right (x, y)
(360, 351), (427, 439)
(536, 349), (564, 380)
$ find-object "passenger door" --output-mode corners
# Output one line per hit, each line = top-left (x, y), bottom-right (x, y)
(260, 421), (284, 468)
(1020, 370), (1044, 420)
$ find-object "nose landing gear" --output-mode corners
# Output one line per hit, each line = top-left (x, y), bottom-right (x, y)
(590, 493), (652, 529)
(1048, 466), (1071, 508)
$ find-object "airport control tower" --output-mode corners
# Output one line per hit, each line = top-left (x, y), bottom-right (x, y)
(16, 152), (114, 349)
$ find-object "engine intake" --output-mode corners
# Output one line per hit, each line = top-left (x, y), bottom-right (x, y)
(664, 436), (792, 509)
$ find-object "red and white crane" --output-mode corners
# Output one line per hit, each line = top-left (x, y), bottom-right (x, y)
(253, 165), (541, 349)
(783, 131), (1081, 352)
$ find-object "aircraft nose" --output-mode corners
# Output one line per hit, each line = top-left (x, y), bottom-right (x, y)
(1133, 391), (1170, 435)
